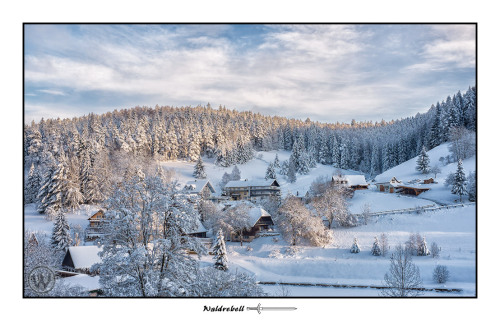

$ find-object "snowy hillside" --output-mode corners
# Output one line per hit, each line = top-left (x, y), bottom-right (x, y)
(160, 150), (361, 197)
(375, 143), (476, 205)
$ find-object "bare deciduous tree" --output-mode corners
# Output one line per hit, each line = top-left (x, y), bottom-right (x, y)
(381, 244), (422, 297)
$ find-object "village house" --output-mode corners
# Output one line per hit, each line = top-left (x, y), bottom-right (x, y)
(62, 246), (102, 275)
(375, 177), (402, 193)
(224, 179), (280, 201)
(332, 175), (369, 191)
(85, 210), (107, 242)
(221, 202), (275, 243)
(183, 179), (216, 199)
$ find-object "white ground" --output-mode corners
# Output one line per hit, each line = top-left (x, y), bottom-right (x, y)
(24, 142), (476, 297)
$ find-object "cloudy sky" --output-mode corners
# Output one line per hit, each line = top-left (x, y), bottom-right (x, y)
(24, 24), (475, 124)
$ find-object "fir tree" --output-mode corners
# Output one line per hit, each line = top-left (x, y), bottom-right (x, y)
(51, 211), (71, 251)
(193, 157), (207, 179)
(230, 165), (241, 181)
(415, 146), (430, 174)
(287, 160), (297, 183)
(213, 229), (229, 271)
(417, 236), (430, 256)
(371, 236), (382, 256)
(273, 154), (280, 168)
(350, 238), (360, 253)
(25, 163), (41, 203)
(38, 161), (66, 216)
(451, 159), (467, 202)
(265, 163), (277, 180)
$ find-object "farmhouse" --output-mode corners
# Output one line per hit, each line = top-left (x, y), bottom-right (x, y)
(230, 205), (274, 243)
(224, 179), (280, 201)
(62, 246), (102, 274)
(375, 177), (402, 193)
(332, 175), (369, 190)
(183, 179), (216, 199)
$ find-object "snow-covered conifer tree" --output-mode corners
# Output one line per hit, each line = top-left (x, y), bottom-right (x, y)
(38, 161), (66, 216)
(273, 154), (280, 168)
(51, 211), (71, 252)
(213, 229), (228, 271)
(415, 146), (430, 174)
(193, 157), (207, 179)
(417, 236), (430, 256)
(351, 237), (360, 253)
(25, 163), (41, 203)
(287, 160), (297, 183)
(265, 163), (276, 180)
(279, 160), (289, 175)
(371, 236), (382, 256)
(230, 165), (241, 181)
(467, 171), (476, 202)
(451, 159), (467, 202)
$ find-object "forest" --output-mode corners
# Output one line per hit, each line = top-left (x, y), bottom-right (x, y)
(23, 86), (476, 216)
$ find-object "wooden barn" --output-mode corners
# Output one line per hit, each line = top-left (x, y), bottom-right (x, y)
(423, 178), (435, 184)
(398, 185), (430, 196)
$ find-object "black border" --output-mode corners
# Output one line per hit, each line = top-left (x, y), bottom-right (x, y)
(22, 22), (478, 299)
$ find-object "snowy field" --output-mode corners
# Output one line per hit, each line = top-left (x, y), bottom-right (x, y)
(199, 204), (476, 297)
(24, 143), (476, 297)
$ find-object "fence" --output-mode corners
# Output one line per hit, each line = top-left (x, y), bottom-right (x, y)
(354, 202), (475, 217)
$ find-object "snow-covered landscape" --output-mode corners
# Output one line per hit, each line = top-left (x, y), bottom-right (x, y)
(24, 141), (476, 297)
(22, 23), (478, 301)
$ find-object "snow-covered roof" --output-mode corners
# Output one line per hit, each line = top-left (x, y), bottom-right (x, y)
(248, 206), (272, 227)
(183, 179), (215, 194)
(333, 175), (368, 186)
(60, 274), (101, 291)
(223, 201), (272, 226)
(225, 179), (279, 188)
(187, 220), (208, 234)
(67, 246), (102, 270)
(375, 176), (402, 185)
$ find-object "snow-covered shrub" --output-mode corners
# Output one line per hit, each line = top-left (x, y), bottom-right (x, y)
(272, 237), (279, 243)
(285, 246), (302, 257)
(433, 265), (450, 284)
(268, 249), (282, 258)
(405, 233), (421, 256)
(350, 238), (360, 253)
(246, 246), (253, 252)
(381, 245), (422, 297)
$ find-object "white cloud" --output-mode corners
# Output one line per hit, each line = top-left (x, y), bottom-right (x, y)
(24, 24), (476, 123)
(37, 89), (66, 96)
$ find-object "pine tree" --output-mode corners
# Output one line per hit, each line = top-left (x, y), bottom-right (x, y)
(265, 163), (276, 180)
(287, 160), (297, 183)
(38, 161), (66, 216)
(371, 236), (382, 256)
(51, 211), (71, 251)
(415, 146), (430, 174)
(25, 163), (41, 203)
(230, 165), (241, 181)
(193, 157), (207, 179)
(350, 237), (360, 253)
(213, 229), (228, 271)
(451, 159), (467, 202)
(273, 154), (280, 168)
(417, 236), (430, 256)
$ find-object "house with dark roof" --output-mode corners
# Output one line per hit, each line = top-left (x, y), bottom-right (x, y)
(224, 179), (280, 200)
(223, 202), (274, 243)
